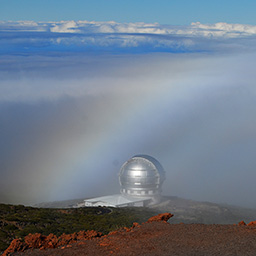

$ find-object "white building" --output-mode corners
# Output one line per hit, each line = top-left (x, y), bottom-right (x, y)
(84, 194), (152, 207)
(84, 155), (165, 208)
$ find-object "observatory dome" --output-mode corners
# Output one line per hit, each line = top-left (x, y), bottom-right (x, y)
(119, 155), (165, 199)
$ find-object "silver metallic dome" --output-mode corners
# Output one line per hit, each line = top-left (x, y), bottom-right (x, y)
(119, 155), (165, 199)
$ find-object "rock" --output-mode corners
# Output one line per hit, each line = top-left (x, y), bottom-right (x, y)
(238, 221), (247, 226)
(132, 222), (140, 228)
(58, 233), (77, 246)
(45, 233), (58, 248)
(79, 230), (102, 240)
(147, 213), (173, 223)
(58, 230), (102, 246)
(247, 221), (256, 227)
(25, 233), (46, 249)
(2, 230), (102, 255)
(108, 230), (119, 236)
(2, 238), (26, 256)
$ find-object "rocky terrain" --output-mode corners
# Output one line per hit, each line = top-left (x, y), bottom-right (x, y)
(0, 204), (157, 253)
(2, 198), (256, 255)
(2, 213), (256, 256)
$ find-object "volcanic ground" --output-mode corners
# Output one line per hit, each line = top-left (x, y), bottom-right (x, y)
(3, 213), (256, 256)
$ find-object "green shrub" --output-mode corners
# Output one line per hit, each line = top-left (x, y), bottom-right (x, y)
(0, 204), (157, 251)
(0, 240), (9, 252)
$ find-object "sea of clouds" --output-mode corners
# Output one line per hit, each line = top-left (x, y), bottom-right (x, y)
(1, 21), (256, 208)
(1, 20), (256, 56)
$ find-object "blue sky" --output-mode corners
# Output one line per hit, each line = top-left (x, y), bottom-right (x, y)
(1, 0), (256, 25)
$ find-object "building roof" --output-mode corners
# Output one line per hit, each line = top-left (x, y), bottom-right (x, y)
(84, 194), (152, 207)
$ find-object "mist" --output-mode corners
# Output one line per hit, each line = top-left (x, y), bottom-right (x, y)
(1, 21), (256, 208)
(0, 52), (255, 208)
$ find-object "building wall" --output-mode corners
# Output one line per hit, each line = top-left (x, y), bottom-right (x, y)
(84, 198), (150, 208)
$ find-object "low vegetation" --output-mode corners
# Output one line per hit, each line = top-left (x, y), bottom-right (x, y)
(0, 204), (157, 252)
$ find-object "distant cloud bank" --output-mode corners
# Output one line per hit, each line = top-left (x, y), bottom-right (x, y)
(2, 20), (256, 36)
(1, 21), (256, 54)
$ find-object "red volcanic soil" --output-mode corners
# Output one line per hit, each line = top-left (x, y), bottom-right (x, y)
(3, 213), (256, 256)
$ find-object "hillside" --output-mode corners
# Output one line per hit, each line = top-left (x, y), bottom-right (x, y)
(0, 204), (157, 253)
(151, 196), (256, 224)
(35, 195), (256, 224)
(1, 197), (256, 254)
(3, 213), (256, 256)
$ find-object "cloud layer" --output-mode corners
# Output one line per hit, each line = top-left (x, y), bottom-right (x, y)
(1, 21), (256, 208)
(1, 20), (256, 55)
(2, 20), (256, 36)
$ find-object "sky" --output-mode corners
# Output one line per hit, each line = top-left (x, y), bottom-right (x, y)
(1, 0), (256, 25)
(1, 1), (256, 208)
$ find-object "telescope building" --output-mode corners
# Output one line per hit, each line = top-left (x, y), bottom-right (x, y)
(84, 155), (165, 207)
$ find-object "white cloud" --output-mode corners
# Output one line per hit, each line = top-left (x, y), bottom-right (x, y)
(191, 22), (256, 36)
(0, 20), (46, 31)
(50, 20), (80, 33)
(0, 20), (256, 56)
(2, 20), (256, 37)
(1, 21), (255, 55)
